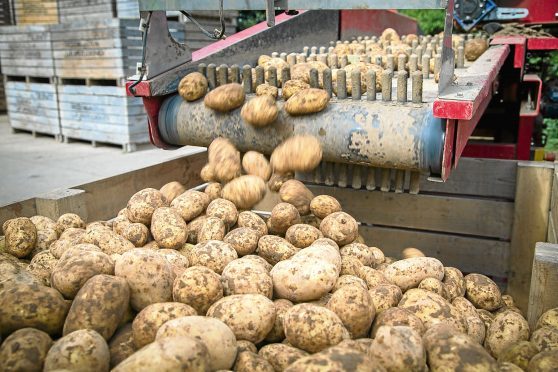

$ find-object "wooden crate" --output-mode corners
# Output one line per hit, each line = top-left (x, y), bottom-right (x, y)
(13, 0), (58, 25)
(51, 18), (185, 80)
(58, 78), (148, 151)
(0, 24), (54, 77)
(5, 75), (61, 137)
(0, 0), (15, 26)
(0, 76), (6, 111)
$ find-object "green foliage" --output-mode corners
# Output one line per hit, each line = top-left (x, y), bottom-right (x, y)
(399, 10), (445, 35)
(237, 11), (266, 31)
(544, 119), (558, 151)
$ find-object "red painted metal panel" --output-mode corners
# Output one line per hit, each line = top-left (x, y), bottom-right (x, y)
(462, 143), (516, 159)
(521, 74), (542, 118)
(441, 120), (456, 182)
(499, 0), (558, 24)
(517, 116), (535, 160)
(142, 96), (173, 149)
(491, 36), (526, 72)
(527, 37), (558, 51)
(339, 10), (417, 40)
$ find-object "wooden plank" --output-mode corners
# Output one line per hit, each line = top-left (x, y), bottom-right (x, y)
(358, 225), (510, 278)
(508, 162), (554, 314)
(0, 198), (37, 228)
(35, 189), (88, 222)
(61, 127), (149, 145)
(527, 242), (558, 329)
(306, 184), (515, 239)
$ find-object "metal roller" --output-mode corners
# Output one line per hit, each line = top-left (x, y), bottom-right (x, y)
(158, 94), (445, 175)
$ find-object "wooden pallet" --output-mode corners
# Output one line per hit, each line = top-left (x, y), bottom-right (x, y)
(13, 0), (58, 24)
(58, 78), (149, 152)
(5, 75), (61, 138)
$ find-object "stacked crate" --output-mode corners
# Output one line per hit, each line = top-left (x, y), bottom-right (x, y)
(0, 0), (15, 112)
(13, 0), (58, 25)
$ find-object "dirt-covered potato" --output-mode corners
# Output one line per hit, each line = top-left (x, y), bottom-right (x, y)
(184, 215), (204, 244)
(267, 202), (301, 235)
(285, 88), (329, 115)
(159, 181), (185, 203)
(531, 326), (558, 352)
(381, 28), (401, 43)
(57, 213), (86, 230)
(131, 302), (197, 348)
(222, 175), (267, 209)
(63, 274), (130, 340)
(284, 346), (382, 372)
(368, 283), (402, 314)
(188, 240), (238, 274)
(242, 254), (273, 271)
(279, 179), (314, 216)
(284, 303), (350, 353)
(465, 273), (503, 311)
(208, 138), (242, 183)
(268, 172), (294, 192)
(265, 299), (294, 342)
(178, 71), (208, 101)
(259, 344), (308, 371)
(149, 207), (187, 249)
(498, 341), (539, 370)
(241, 95), (279, 127)
(536, 308), (558, 330)
(198, 216), (226, 242)
(257, 235), (300, 265)
(0, 283), (70, 336)
(357, 266), (389, 288)
(418, 277), (446, 297)
(108, 324), (136, 368)
(224, 227), (260, 256)
(48, 227), (85, 258)
(4, 217), (37, 258)
(206, 197), (238, 227)
(33, 227), (58, 254)
(282, 79), (310, 100)
(157, 317), (237, 371)
(402, 247), (425, 259)
(30, 215), (58, 232)
(270, 135), (322, 174)
(241, 151), (272, 182)
(173, 265), (223, 314)
(221, 258), (273, 298)
(371, 307), (425, 338)
(443, 266), (466, 300)
(383, 257), (444, 291)
(200, 163), (215, 182)
(204, 182), (222, 201)
(113, 336), (210, 372)
(320, 211), (358, 246)
(528, 350), (558, 371)
(237, 211), (268, 237)
(51, 249), (114, 299)
(465, 38), (488, 61)
(27, 250), (58, 286)
(207, 294), (276, 343)
(170, 190), (209, 222)
(156, 249), (189, 277)
(121, 222), (149, 247)
(44, 329), (109, 372)
(82, 228), (134, 256)
(327, 284), (375, 338)
(112, 215), (131, 236)
(340, 242), (373, 266)
(369, 325), (426, 372)
(332, 274), (367, 292)
(204, 82), (245, 112)
(0, 327), (53, 371)
(235, 351), (274, 372)
(114, 249), (174, 311)
(285, 224), (322, 248)
(310, 195), (342, 219)
(485, 310), (530, 358)
(256, 83), (279, 98)
(126, 188), (168, 225)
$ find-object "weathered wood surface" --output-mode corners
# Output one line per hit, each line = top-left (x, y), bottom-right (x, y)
(35, 189), (88, 222)
(527, 242), (558, 329)
(508, 162), (554, 314)
(13, 0), (58, 24)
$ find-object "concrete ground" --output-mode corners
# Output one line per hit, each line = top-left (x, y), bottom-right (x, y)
(0, 115), (203, 206)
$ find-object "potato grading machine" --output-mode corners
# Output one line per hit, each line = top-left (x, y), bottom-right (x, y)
(128, 1), (558, 193)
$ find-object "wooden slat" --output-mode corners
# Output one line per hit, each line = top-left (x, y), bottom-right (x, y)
(0, 198), (37, 228)
(307, 184), (515, 239)
(527, 242), (558, 329)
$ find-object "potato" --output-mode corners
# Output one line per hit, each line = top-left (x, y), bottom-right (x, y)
(30, 215), (58, 232)
(452, 296), (479, 319)
(241, 151), (272, 182)
(381, 28), (400, 43)
(0, 328), (52, 371)
(340, 255), (364, 276)
(4, 217), (36, 258)
(256, 83), (279, 98)
(241, 95), (279, 127)
(200, 163), (215, 182)
(57, 213), (85, 230)
(536, 308), (558, 330)
(262, 57), (289, 85)
(157, 249), (189, 277)
(333, 274), (367, 292)
(268, 202), (301, 235)
(368, 283), (402, 314)
(242, 254), (273, 272)
(443, 266), (466, 300)
(484, 310), (530, 358)
(237, 340), (258, 354)
(282, 79), (310, 100)
(109, 324), (136, 369)
(399, 288), (467, 333)
(126, 188), (168, 225)
(51, 249), (114, 299)
(178, 72), (208, 101)
(149, 207), (187, 249)
(198, 216), (226, 242)
(159, 181), (185, 203)
(206, 197), (239, 227)
(173, 265), (223, 314)
(237, 211), (268, 237)
(121, 222), (149, 247)
(169, 191), (208, 225)
(188, 240), (238, 274)
(204, 182), (222, 200)
(0, 283), (70, 336)
(279, 180), (314, 216)
(258, 54), (271, 66)
(265, 299), (294, 342)
(268, 172), (294, 192)
(156, 315), (237, 370)
(235, 351), (274, 372)
(327, 284), (375, 338)
(221, 258), (272, 298)
(531, 326), (558, 352)
(204, 82), (245, 111)
(466, 315), (487, 344)
(285, 223), (322, 248)
(44, 329), (109, 372)
(465, 38), (488, 61)
(63, 274), (130, 340)
(222, 175), (267, 209)
(358, 266), (391, 289)
(208, 138), (242, 183)
(402, 247), (425, 259)
(383, 257), (444, 291)
(113, 336), (210, 372)
(320, 211), (358, 246)
(186, 215), (206, 244)
(369, 325), (426, 372)
(339, 242), (373, 266)
(27, 250), (58, 286)
(499, 361), (524, 371)
(371, 307), (425, 338)
(224, 227), (259, 256)
(284, 346), (382, 372)
(419, 277), (446, 297)
(498, 341), (539, 370)
(285, 88), (329, 115)
(270, 135), (322, 174)
(528, 350), (558, 371)
(82, 228), (134, 255)
(33, 228), (58, 254)
(478, 308), (495, 329)
(112, 215), (131, 235)
(259, 344), (308, 371)
(464, 273), (503, 311)
(310, 195), (342, 219)
(114, 248), (174, 311)
(283, 303), (350, 353)
(207, 294), (276, 343)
